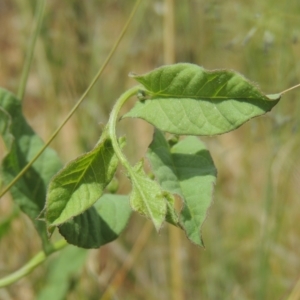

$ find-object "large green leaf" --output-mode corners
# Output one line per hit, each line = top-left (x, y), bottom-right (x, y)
(59, 194), (132, 248)
(0, 88), (62, 252)
(129, 161), (167, 231)
(124, 63), (280, 135)
(147, 130), (217, 246)
(45, 133), (122, 229)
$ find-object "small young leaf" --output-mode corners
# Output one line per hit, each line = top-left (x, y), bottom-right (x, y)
(125, 63), (280, 135)
(130, 161), (167, 231)
(45, 133), (122, 229)
(0, 88), (62, 252)
(58, 194), (132, 249)
(147, 129), (217, 246)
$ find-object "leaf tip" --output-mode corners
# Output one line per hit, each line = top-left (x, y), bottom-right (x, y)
(128, 72), (138, 78)
(266, 93), (281, 101)
(46, 225), (56, 239)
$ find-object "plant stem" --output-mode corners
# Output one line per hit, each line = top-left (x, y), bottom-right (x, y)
(280, 83), (300, 95)
(17, 0), (46, 101)
(0, 0), (142, 199)
(163, 1), (184, 299)
(108, 85), (142, 171)
(0, 239), (67, 288)
(164, 0), (175, 64)
(287, 276), (300, 300)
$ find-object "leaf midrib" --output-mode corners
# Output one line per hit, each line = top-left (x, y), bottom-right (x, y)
(130, 170), (162, 227)
(148, 93), (269, 101)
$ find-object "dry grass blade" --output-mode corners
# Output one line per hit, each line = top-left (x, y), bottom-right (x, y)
(100, 221), (153, 300)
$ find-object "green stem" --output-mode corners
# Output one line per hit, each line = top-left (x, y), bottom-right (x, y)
(0, 0), (142, 199)
(0, 239), (67, 288)
(18, 0), (46, 101)
(108, 85), (143, 173)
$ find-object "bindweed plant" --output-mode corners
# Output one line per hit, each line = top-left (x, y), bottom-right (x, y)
(0, 0), (299, 291)
(3, 61), (299, 287)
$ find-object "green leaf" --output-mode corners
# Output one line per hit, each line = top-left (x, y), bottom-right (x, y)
(266, 93), (281, 101)
(45, 133), (122, 229)
(36, 246), (87, 300)
(163, 191), (179, 226)
(58, 194), (132, 248)
(130, 161), (167, 231)
(125, 63), (280, 135)
(147, 129), (217, 246)
(0, 107), (14, 151)
(0, 88), (62, 252)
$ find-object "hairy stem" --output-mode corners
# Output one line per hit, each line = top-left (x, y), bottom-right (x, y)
(0, 239), (67, 288)
(108, 85), (142, 171)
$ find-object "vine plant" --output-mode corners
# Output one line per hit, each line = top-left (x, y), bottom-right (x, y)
(0, 3), (299, 289)
(3, 61), (300, 286)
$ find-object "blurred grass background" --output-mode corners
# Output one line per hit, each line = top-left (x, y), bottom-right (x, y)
(0, 0), (300, 299)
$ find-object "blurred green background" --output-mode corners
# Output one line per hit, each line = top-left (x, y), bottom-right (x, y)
(0, 0), (300, 299)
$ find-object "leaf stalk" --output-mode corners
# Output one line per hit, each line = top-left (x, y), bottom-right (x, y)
(108, 85), (142, 171)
